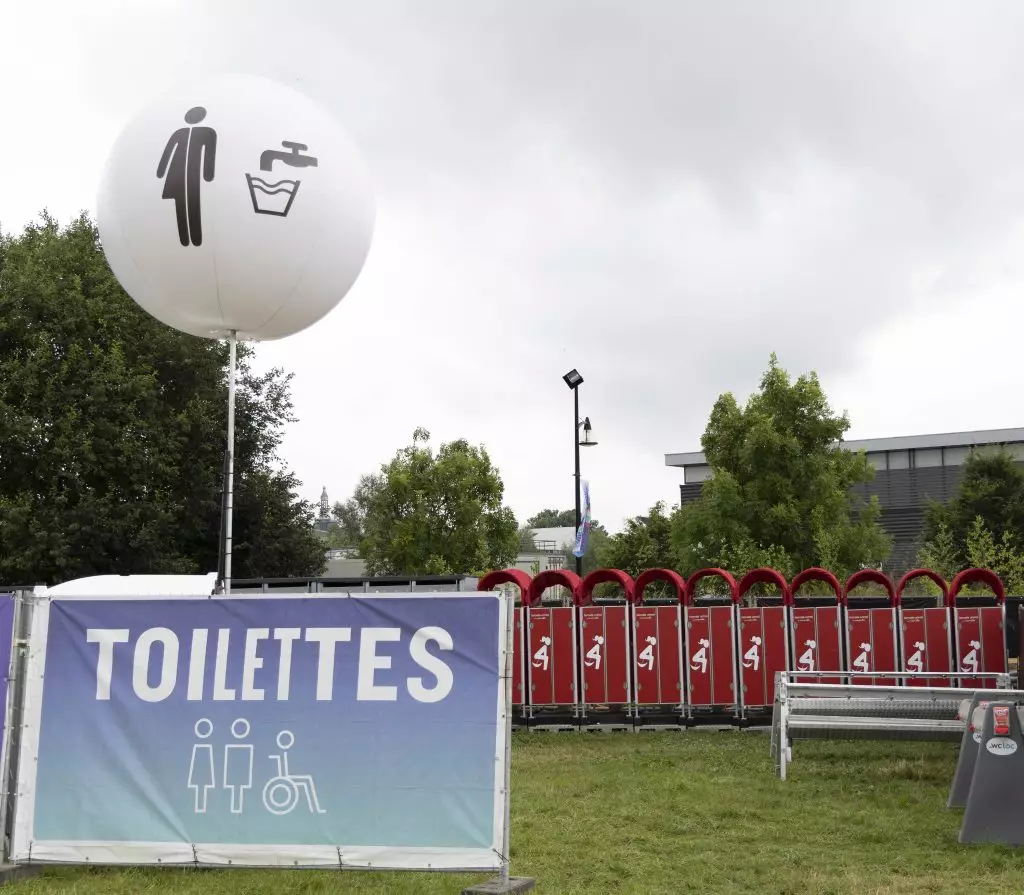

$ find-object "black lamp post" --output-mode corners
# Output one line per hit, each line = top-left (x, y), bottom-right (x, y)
(563, 369), (598, 577)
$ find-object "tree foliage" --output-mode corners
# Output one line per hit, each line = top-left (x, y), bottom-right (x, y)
(924, 449), (1024, 562)
(917, 516), (1024, 595)
(517, 525), (538, 552)
(602, 503), (674, 579)
(670, 355), (890, 579)
(328, 497), (365, 548)
(526, 508), (578, 528)
(0, 213), (325, 584)
(337, 428), (519, 576)
(915, 450), (1024, 595)
(560, 520), (610, 577)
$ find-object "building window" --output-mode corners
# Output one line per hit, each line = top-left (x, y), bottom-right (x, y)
(887, 450), (910, 470)
(684, 464), (713, 484)
(944, 446), (970, 466)
(914, 448), (942, 468)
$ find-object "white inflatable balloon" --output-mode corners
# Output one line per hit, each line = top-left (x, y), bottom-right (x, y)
(97, 73), (375, 340)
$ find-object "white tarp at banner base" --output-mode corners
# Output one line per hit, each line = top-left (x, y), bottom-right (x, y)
(12, 591), (509, 871)
(15, 841), (503, 870)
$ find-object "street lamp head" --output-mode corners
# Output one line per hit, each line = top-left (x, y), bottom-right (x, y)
(579, 417), (598, 447)
(563, 369), (583, 389)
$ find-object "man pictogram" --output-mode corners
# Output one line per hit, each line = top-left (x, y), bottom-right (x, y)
(157, 106), (217, 247)
(223, 718), (253, 813)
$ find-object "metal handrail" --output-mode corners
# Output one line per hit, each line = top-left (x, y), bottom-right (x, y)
(771, 675), (1024, 780)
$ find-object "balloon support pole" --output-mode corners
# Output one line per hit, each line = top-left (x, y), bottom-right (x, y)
(223, 331), (237, 595)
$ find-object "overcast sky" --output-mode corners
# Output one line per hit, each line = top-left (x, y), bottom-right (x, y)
(5, 1), (1024, 533)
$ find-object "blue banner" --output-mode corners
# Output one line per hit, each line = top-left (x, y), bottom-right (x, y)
(14, 593), (507, 869)
(573, 480), (591, 558)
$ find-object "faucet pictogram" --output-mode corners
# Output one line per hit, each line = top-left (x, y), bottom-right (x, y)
(260, 141), (318, 172)
(247, 140), (319, 217)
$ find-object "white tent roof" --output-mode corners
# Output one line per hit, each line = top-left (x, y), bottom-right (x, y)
(42, 573), (217, 598)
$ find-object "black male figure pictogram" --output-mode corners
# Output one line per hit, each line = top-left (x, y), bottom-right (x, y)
(157, 106), (217, 246)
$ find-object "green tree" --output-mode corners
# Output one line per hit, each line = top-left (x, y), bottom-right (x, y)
(670, 355), (890, 579)
(596, 503), (674, 596)
(914, 520), (959, 595)
(341, 428), (519, 576)
(527, 508), (577, 528)
(602, 503), (674, 578)
(517, 525), (538, 552)
(232, 470), (327, 578)
(0, 212), (325, 584)
(924, 449), (1024, 561)
(329, 495), (365, 547)
(916, 515), (1024, 595)
(560, 520), (610, 577)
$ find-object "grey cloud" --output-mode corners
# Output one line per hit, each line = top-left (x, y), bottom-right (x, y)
(13, 0), (1024, 527)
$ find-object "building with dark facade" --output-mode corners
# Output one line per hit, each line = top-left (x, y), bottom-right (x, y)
(665, 428), (1024, 576)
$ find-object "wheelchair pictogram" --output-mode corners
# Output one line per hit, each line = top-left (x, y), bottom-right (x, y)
(261, 730), (327, 816)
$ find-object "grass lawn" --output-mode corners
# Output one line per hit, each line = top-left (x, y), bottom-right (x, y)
(12, 730), (1024, 894)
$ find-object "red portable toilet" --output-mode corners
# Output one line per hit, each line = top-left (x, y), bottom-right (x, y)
(949, 568), (1008, 688)
(633, 569), (687, 721)
(790, 567), (844, 685)
(737, 568), (792, 714)
(478, 569), (532, 711)
(685, 568), (740, 717)
(578, 569), (634, 720)
(843, 569), (899, 686)
(524, 570), (582, 716)
(896, 569), (951, 687)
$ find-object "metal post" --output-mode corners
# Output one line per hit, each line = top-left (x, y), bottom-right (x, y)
(1, 592), (29, 861)
(573, 387), (582, 578)
(500, 589), (514, 884)
(778, 676), (789, 781)
(223, 331), (237, 595)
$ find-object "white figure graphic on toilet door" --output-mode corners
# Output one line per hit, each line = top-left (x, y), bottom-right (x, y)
(690, 638), (709, 674)
(532, 636), (551, 672)
(742, 636), (762, 672)
(638, 636), (657, 672)
(961, 640), (981, 674)
(906, 641), (925, 673)
(797, 639), (816, 672)
(853, 642), (872, 674)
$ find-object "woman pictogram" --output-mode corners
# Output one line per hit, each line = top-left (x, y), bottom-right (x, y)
(157, 106), (217, 247)
(188, 718), (215, 813)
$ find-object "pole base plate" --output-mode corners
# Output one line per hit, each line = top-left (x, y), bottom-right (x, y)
(462, 876), (537, 894)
